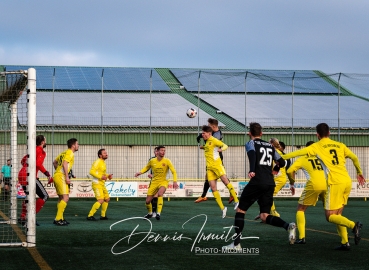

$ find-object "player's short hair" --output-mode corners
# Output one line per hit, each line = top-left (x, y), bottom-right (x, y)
(67, 138), (78, 148)
(36, 135), (45, 146)
(316, 123), (330, 138)
(156, 145), (165, 151)
(249, 122), (262, 136)
(279, 141), (286, 150)
(208, 118), (218, 126)
(306, 141), (315, 147)
(98, 148), (105, 157)
(269, 138), (282, 150)
(7, 159), (11, 162)
(202, 125), (213, 133)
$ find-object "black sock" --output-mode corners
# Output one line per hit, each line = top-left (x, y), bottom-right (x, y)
(152, 197), (158, 213)
(266, 215), (289, 230)
(234, 212), (245, 246)
(201, 180), (210, 198)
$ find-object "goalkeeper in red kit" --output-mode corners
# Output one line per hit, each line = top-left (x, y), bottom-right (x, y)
(18, 135), (52, 226)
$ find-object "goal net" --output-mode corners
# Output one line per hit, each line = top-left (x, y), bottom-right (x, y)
(0, 68), (36, 247)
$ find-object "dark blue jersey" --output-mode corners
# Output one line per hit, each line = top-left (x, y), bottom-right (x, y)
(245, 138), (285, 185)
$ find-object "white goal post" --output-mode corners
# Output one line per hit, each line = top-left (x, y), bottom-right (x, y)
(0, 68), (36, 247)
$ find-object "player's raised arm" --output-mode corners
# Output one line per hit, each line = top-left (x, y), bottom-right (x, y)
(135, 161), (152, 177)
(345, 147), (366, 185)
(283, 148), (310, 160)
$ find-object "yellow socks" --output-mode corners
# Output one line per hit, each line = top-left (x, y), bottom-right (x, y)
(146, 202), (153, 214)
(56, 200), (67, 221)
(296, 211), (306, 239)
(213, 190), (225, 210)
(329, 214), (355, 229)
(336, 225), (349, 244)
(157, 197), (164, 214)
(101, 202), (108, 217)
(226, 183), (239, 203)
(88, 202), (101, 217)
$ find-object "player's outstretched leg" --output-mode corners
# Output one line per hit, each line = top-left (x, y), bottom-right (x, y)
(264, 215), (296, 244)
(295, 210), (306, 244)
(87, 202), (101, 221)
(156, 197), (164, 220)
(225, 183), (239, 209)
(213, 190), (226, 218)
(195, 181), (209, 203)
(334, 225), (350, 250)
(144, 202), (153, 218)
(328, 214), (361, 245)
(100, 201), (109, 220)
(222, 212), (244, 250)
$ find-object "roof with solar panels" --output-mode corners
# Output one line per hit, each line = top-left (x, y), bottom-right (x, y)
(2, 65), (369, 133)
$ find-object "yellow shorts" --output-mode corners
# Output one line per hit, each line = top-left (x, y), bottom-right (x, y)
(325, 182), (351, 210)
(147, 180), (168, 196)
(92, 181), (110, 200)
(207, 165), (226, 180)
(273, 179), (288, 196)
(54, 174), (69, 195)
(298, 189), (326, 206)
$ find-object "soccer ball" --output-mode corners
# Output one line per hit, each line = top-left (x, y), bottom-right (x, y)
(186, 108), (197, 118)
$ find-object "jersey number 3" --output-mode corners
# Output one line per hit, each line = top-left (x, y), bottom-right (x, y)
(330, 149), (339, 165)
(260, 148), (272, 166)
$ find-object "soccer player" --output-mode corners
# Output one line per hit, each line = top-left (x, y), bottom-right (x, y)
(18, 135), (52, 226)
(52, 138), (79, 226)
(287, 141), (327, 244)
(195, 118), (235, 204)
(269, 138), (295, 217)
(135, 146), (178, 220)
(201, 125), (239, 218)
(87, 149), (113, 221)
(223, 122), (296, 251)
(147, 147), (159, 217)
(283, 123), (365, 250)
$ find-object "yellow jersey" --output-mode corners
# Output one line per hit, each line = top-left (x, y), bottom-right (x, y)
(90, 158), (108, 183)
(287, 155), (327, 190)
(283, 138), (362, 185)
(140, 157), (177, 182)
(203, 136), (228, 168)
(273, 149), (288, 185)
(54, 149), (74, 176)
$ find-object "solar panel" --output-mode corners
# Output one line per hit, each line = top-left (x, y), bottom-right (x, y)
(197, 94), (369, 128)
(171, 69), (338, 94)
(5, 66), (170, 91)
(17, 92), (222, 127)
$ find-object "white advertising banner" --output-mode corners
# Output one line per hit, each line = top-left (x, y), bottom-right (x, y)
(137, 182), (187, 197)
(39, 180), (368, 198)
(40, 181), (137, 198)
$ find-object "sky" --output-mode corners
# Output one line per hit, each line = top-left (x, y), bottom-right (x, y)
(1, 0), (369, 73)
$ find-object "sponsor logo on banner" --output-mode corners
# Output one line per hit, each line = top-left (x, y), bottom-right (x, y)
(74, 181), (94, 197)
(238, 182), (248, 194)
(137, 182), (186, 197)
(77, 182), (92, 192)
(105, 182), (137, 197)
(355, 182), (369, 197)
